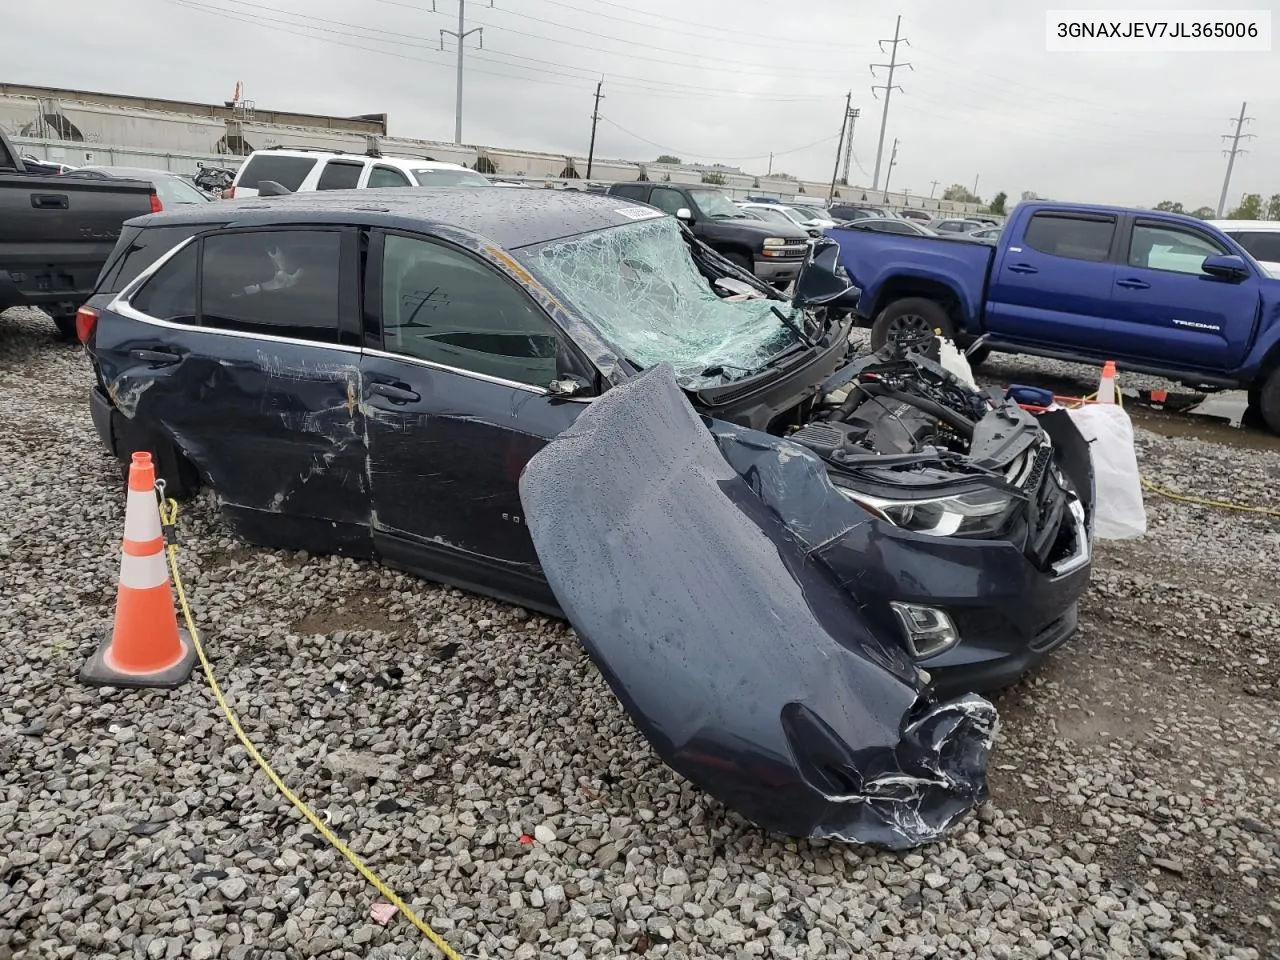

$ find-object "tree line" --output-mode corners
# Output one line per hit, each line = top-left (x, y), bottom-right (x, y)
(1155, 195), (1280, 220)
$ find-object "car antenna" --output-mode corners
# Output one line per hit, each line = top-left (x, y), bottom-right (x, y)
(771, 305), (816, 347)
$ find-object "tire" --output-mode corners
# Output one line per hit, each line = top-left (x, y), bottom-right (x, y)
(1256, 367), (1280, 435)
(51, 313), (78, 340)
(870, 297), (954, 352)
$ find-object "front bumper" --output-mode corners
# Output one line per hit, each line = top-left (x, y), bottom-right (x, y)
(824, 514), (1092, 697)
(753, 257), (804, 282)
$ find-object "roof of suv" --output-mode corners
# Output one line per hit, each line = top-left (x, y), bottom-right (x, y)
(123, 186), (666, 250)
(243, 148), (470, 172)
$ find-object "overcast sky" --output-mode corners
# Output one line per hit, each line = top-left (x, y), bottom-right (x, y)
(7, 0), (1278, 209)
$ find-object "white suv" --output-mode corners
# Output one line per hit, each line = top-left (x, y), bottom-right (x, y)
(226, 148), (490, 198)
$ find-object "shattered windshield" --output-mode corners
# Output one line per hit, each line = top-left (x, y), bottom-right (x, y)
(690, 189), (751, 219)
(528, 217), (802, 389)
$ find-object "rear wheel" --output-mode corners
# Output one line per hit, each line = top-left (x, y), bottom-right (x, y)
(1256, 367), (1280, 435)
(870, 297), (954, 352)
(116, 434), (202, 501)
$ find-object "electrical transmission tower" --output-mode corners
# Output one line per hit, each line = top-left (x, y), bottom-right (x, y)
(1216, 101), (1255, 218)
(438, 0), (493, 145)
(840, 106), (861, 184)
(870, 15), (911, 191)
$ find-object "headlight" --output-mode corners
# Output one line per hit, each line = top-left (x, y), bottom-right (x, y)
(841, 487), (1019, 538)
(762, 237), (787, 248)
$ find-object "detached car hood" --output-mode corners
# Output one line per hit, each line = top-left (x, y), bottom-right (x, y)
(518, 363), (998, 850)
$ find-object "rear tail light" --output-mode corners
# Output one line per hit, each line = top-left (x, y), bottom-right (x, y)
(149, 191), (163, 213)
(75, 305), (99, 344)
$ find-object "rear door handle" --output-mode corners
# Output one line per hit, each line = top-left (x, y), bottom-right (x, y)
(1007, 263), (1038, 274)
(1116, 278), (1151, 289)
(31, 194), (68, 210)
(130, 348), (181, 365)
(370, 381), (420, 403)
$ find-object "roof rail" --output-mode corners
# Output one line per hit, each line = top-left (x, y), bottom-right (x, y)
(264, 145), (351, 155)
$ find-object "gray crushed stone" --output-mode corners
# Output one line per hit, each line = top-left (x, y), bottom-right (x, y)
(1, 305), (1277, 959)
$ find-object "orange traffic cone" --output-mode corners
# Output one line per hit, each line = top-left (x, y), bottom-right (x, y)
(80, 452), (197, 688)
(1096, 360), (1117, 404)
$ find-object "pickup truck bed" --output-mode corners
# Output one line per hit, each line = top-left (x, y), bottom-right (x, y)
(0, 129), (157, 336)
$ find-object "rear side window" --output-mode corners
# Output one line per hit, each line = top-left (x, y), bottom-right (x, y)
(200, 231), (342, 341)
(96, 224), (215, 294)
(317, 161), (363, 190)
(236, 154), (316, 192)
(130, 243), (198, 323)
(1230, 231), (1280, 264)
(1023, 214), (1115, 262)
(368, 165), (411, 188)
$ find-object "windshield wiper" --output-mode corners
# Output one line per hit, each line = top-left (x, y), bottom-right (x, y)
(771, 305), (816, 347)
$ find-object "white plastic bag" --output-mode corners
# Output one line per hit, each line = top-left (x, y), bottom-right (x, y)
(937, 337), (977, 389)
(1065, 404), (1146, 540)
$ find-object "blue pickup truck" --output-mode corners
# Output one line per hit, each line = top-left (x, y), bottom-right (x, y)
(828, 201), (1280, 432)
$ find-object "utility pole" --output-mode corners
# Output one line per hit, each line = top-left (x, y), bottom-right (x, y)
(439, 0), (492, 145)
(828, 91), (852, 202)
(973, 173), (980, 198)
(586, 78), (604, 178)
(870, 15), (911, 191)
(767, 152), (773, 175)
(929, 179), (940, 198)
(1217, 101), (1255, 218)
(883, 138), (899, 194)
(840, 106), (861, 185)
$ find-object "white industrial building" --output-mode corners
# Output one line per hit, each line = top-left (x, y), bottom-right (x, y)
(0, 81), (979, 213)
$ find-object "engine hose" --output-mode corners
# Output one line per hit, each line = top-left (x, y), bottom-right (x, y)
(853, 381), (977, 439)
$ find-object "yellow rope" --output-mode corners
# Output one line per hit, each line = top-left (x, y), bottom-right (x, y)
(157, 497), (464, 960)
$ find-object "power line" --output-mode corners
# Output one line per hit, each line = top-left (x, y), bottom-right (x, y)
(870, 14), (911, 191)
(1217, 101), (1256, 218)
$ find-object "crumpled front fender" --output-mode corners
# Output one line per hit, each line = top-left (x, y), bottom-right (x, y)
(517, 363), (997, 850)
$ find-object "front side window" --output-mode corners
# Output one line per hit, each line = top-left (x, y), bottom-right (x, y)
(687, 189), (745, 219)
(1023, 213), (1115, 262)
(649, 188), (687, 216)
(317, 161), (364, 191)
(1228, 231), (1280, 264)
(380, 234), (558, 388)
(200, 231), (342, 341)
(368, 165), (411, 188)
(1128, 222), (1226, 275)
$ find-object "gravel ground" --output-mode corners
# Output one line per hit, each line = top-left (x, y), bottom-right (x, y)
(1, 306), (1277, 960)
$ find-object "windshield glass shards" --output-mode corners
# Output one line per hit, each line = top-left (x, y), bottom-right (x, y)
(530, 217), (803, 388)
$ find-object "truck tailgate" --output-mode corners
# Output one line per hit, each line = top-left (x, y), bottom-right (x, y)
(827, 228), (996, 321)
(0, 174), (155, 313)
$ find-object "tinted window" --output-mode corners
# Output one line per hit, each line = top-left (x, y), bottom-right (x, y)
(97, 224), (220, 294)
(879, 220), (918, 235)
(1023, 214), (1115, 262)
(368, 165), (411, 188)
(380, 234), (557, 389)
(649, 188), (687, 215)
(610, 183), (646, 200)
(1228, 231), (1280, 264)
(200, 231), (342, 341)
(236, 154), (316, 192)
(130, 242), (198, 323)
(1128, 222), (1225, 275)
(317, 161), (363, 190)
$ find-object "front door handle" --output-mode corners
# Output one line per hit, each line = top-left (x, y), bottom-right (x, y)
(370, 381), (420, 403)
(1007, 263), (1038, 274)
(1116, 278), (1151, 290)
(130, 348), (181, 365)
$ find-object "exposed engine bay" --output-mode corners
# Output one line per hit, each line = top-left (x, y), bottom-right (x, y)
(788, 330), (1089, 572)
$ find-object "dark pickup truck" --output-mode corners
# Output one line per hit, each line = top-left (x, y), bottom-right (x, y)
(829, 201), (1280, 432)
(606, 181), (812, 285)
(0, 128), (159, 337)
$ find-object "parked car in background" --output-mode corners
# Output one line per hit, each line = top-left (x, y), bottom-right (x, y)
(828, 201), (1280, 432)
(969, 226), (1003, 242)
(787, 203), (838, 228)
(226, 147), (490, 198)
(67, 166), (212, 209)
(928, 217), (989, 235)
(737, 201), (826, 237)
(898, 208), (933, 223)
(607, 181), (811, 285)
(0, 127), (160, 337)
(842, 217), (937, 237)
(1205, 220), (1280, 278)
(830, 203), (897, 221)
